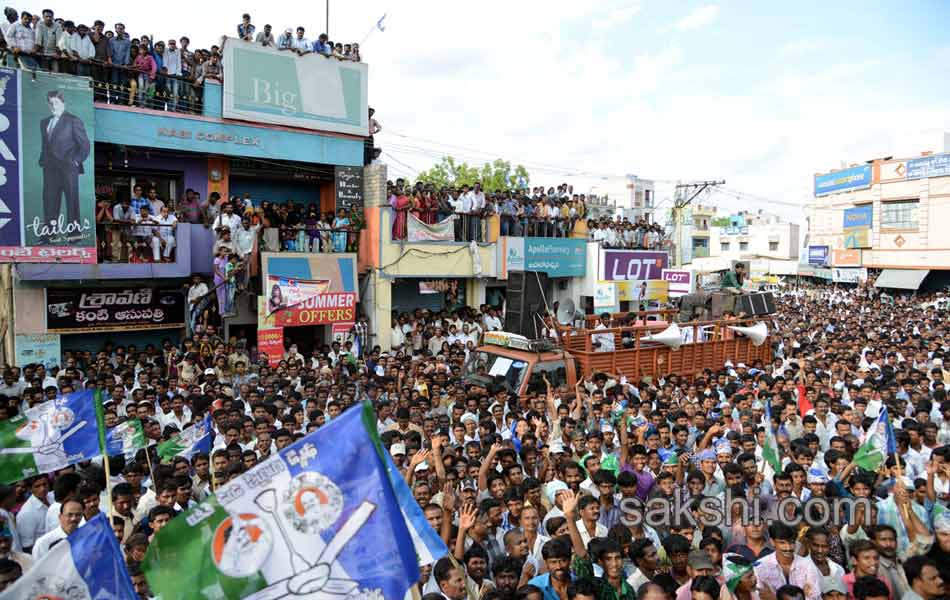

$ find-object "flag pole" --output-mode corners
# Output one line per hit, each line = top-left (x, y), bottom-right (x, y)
(93, 389), (113, 515)
(145, 446), (157, 489)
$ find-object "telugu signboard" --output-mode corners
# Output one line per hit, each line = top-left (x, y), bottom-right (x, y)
(222, 38), (368, 136)
(906, 153), (950, 180)
(600, 250), (669, 281)
(0, 69), (96, 264)
(257, 328), (284, 367)
(46, 288), (185, 333)
(522, 238), (586, 277)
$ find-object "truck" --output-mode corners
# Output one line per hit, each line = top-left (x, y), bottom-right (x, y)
(464, 312), (773, 399)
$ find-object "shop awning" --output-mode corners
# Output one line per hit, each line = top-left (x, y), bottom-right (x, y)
(874, 269), (929, 290)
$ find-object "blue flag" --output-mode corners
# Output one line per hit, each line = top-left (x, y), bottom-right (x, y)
(0, 389), (102, 484)
(2, 512), (136, 597)
(143, 402), (419, 600)
(383, 451), (449, 566)
(376, 13), (387, 32)
(156, 414), (213, 462)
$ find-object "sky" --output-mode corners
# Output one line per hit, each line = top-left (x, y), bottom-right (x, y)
(35, 0), (950, 223)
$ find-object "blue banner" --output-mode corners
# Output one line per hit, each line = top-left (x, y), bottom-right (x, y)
(524, 238), (586, 277)
(808, 245), (830, 266)
(814, 164), (872, 196)
(0, 68), (19, 248)
(843, 205), (873, 229)
(907, 153), (950, 181)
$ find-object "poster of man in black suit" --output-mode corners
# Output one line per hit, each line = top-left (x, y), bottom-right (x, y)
(39, 90), (90, 231)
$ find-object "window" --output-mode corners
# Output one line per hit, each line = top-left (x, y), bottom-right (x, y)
(739, 241), (749, 251)
(881, 200), (918, 230)
(721, 242), (730, 251)
(769, 241), (779, 252)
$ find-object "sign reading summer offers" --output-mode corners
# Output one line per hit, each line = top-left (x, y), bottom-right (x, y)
(0, 69), (95, 263)
(600, 250), (669, 281)
(814, 165), (872, 196)
(46, 288), (185, 333)
(223, 38), (368, 136)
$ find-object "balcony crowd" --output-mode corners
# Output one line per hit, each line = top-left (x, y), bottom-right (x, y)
(589, 217), (667, 251)
(0, 8), (362, 113)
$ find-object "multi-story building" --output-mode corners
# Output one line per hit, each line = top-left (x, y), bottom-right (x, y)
(806, 150), (950, 289)
(3, 40), (369, 363)
(687, 210), (800, 279)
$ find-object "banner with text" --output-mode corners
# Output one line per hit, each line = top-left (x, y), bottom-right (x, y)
(832, 248), (862, 267)
(264, 275), (331, 315)
(661, 269), (695, 297)
(259, 294), (357, 328)
(257, 328), (284, 367)
(46, 288), (185, 333)
(617, 280), (669, 303)
(0, 69), (96, 263)
(600, 249), (669, 281)
(14, 333), (61, 369)
(223, 38), (368, 136)
(832, 267), (868, 283)
(407, 214), (456, 242)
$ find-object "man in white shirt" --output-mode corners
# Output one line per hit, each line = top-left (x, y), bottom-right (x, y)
(483, 309), (503, 332)
(16, 477), (51, 552)
(592, 313), (615, 353)
(32, 497), (83, 560)
(212, 202), (242, 240)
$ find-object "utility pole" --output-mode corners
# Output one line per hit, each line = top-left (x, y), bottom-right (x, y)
(672, 180), (725, 266)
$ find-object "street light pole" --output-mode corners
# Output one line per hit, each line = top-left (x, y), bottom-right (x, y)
(326, 0), (330, 37)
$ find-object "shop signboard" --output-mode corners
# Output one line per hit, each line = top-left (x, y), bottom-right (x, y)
(258, 293), (357, 328)
(907, 153), (950, 180)
(222, 38), (368, 136)
(832, 248), (862, 267)
(807, 245), (830, 266)
(0, 69), (96, 263)
(14, 333), (61, 369)
(814, 164), (872, 196)
(661, 269), (695, 297)
(617, 280), (669, 302)
(600, 250), (668, 281)
(832, 267), (868, 283)
(257, 328), (284, 367)
(522, 238), (586, 277)
(334, 165), (363, 210)
(46, 288), (185, 333)
(843, 206), (873, 228)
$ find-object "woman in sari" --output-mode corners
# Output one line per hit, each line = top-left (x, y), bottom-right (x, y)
(391, 190), (410, 240)
(424, 191), (439, 224)
(410, 191), (424, 222)
(332, 209), (349, 253)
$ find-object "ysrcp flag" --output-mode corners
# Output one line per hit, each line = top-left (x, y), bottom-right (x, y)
(157, 414), (213, 462)
(383, 451), (448, 566)
(143, 402), (419, 600)
(2, 512), (136, 598)
(106, 418), (146, 457)
(0, 390), (101, 484)
(853, 406), (896, 471)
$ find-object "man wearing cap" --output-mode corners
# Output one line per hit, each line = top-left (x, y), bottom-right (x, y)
(671, 548), (719, 600)
(819, 579), (847, 600)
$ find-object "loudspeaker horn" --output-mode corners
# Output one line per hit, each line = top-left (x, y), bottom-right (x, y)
(557, 299), (577, 325)
(642, 322), (683, 351)
(728, 321), (768, 346)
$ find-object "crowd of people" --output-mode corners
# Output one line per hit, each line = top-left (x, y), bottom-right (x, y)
(1, 278), (950, 600)
(0, 8), (363, 113)
(589, 217), (668, 251)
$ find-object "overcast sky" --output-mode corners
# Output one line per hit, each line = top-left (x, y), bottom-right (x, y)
(36, 0), (950, 222)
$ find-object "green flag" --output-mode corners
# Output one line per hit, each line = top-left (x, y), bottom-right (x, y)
(106, 419), (146, 456)
(852, 407), (894, 472)
(761, 401), (782, 475)
(723, 554), (753, 592)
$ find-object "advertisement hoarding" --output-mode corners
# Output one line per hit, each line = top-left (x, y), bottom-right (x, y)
(14, 334), (60, 369)
(661, 269), (695, 297)
(523, 238), (586, 277)
(843, 206), (873, 228)
(907, 153), (950, 180)
(617, 280), (669, 303)
(46, 288), (185, 333)
(0, 69), (96, 263)
(257, 328), (284, 367)
(222, 38), (368, 136)
(814, 165), (872, 196)
(832, 267), (868, 283)
(832, 248), (862, 267)
(600, 250), (669, 281)
(807, 245), (830, 266)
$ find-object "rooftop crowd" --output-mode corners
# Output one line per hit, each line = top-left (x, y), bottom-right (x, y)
(0, 278), (949, 600)
(0, 8), (362, 111)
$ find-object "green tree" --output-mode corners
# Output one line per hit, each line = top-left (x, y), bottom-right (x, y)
(416, 156), (530, 192)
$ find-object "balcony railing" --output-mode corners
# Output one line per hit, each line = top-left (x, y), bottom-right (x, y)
(96, 222), (178, 263)
(4, 52), (208, 115)
(261, 227), (360, 253)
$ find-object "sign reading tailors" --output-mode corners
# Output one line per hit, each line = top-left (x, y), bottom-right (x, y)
(907, 153), (950, 180)
(0, 69), (96, 264)
(521, 238), (586, 277)
(335, 165), (363, 210)
(46, 288), (185, 333)
(600, 250), (668, 281)
(223, 38), (368, 136)
(814, 164), (872, 196)
(807, 245), (830, 266)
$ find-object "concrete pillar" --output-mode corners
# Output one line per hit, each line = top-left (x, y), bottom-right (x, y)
(366, 270), (393, 352)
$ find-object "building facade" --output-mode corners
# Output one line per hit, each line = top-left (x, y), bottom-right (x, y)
(806, 151), (950, 289)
